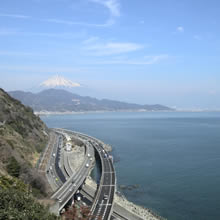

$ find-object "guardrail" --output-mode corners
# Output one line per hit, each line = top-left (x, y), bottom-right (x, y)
(63, 151), (74, 176)
(67, 131), (115, 220)
(46, 134), (64, 190)
(89, 141), (105, 214)
(37, 131), (56, 171)
(57, 148), (93, 211)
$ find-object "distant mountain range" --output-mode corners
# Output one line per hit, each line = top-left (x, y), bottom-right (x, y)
(9, 89), (173, 112)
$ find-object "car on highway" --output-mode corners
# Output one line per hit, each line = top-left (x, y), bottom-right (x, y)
(85, 163), (89, 168)
(52, 153), (56, 157)
(104, 194), (108, 200)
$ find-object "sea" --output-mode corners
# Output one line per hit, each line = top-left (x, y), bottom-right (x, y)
(40, 111), (220, 220)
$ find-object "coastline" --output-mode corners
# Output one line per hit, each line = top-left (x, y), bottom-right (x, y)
(63, 129), (165, 220)
(35, 109), (220, 116)
(35, 109), (174, 116)
(86, 177), (166, 220)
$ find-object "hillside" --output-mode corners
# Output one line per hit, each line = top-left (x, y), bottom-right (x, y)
(0, 88), (48, 176)
(9, 89), (173, 112)
(0, 176), (58, 220)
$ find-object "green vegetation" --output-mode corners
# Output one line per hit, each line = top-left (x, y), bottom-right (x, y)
(0, 89), (55, 218)
(0, 176), (59, 220)
(6, 157), (21, 177)
(0, 88), (48, 174)
(0, 176), (27, 192)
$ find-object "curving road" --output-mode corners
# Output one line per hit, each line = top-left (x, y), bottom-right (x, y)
(50, 129), (95, 212)
(90, 142), (115, 220)
(54, 129), (116, 220)
(48, 128), (116, 220)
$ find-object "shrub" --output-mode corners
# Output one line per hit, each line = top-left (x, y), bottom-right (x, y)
(6, 156), (21, 177)
(0, 188), (59, 220)
(20, 164), (49, 197)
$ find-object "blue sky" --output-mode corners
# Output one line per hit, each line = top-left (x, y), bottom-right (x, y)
(0, 0), (219, 109)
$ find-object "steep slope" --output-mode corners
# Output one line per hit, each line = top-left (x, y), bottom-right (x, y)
(9, 89), (173, 112)
(0, 88), (48, 175)
(0, 176), (58, 220)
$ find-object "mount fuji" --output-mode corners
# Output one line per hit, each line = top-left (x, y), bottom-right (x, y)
(8, 75), (173, 112)
(39, 75), (81, 88)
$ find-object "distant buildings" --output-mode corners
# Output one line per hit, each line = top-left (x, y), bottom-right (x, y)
(65, 142), (72, 151)
(64, 133), (72, 151)
(65, 134), (71, 142)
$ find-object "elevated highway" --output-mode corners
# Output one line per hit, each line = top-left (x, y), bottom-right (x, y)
(54, 129), (116, 220)
(50, 130), (95, 212)
(46, 134), (65, 190)
(88, 140), (115, 220)
(47, 128), (144, 220)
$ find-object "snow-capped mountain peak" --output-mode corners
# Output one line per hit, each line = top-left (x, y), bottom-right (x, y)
(40, 75), (80, 88)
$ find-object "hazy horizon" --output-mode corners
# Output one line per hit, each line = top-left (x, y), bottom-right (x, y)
(0, 0), (219, 109)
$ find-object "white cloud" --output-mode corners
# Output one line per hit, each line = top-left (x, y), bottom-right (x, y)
(82, 37), (100, 44)
(44, 18), (87, 26)
(0, 28), (86, 39)
(83, 42), (143, 56)
(0, 65), (84, 73)
(177, 26), (184, 33)
(44, 0), (120, 27)
(44, 17), (114, 27)
(1, 1), (120, 28)
(90, 0), (120, 17)
(208, 90), (217, 95)
(0, 28), (19, 36)
(141, 55), (168, 65)
(92, 55), (169, 65)
(0, 50), (48, 57)
(0, 13), (30, 19)
(193, 35), (202, 40)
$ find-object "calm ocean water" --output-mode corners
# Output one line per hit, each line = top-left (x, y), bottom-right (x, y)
(41, 112), (220, 220)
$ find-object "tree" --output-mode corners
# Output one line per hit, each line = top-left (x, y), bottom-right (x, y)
(63, 205), (102, 220)
(6, 156), (21, 177)
(0, 188), (59, 220)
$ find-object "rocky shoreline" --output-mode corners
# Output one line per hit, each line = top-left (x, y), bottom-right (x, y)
(115, 191), (166, 220)
(85, 177), (165, 220)
(67, 131), (166, 220)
